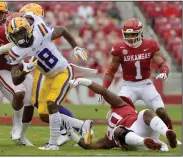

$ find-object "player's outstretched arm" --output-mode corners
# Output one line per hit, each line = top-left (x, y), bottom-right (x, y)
(51, 26), (88, 61)
(0, 42), (15, 55)
(78, 137), (114, 150)
(51, 26), (77, 48)
(103, 56), (120, 89)
(69, 78), (124, 107)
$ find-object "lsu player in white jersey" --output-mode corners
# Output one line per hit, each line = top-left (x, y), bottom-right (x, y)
(18, 3), (87, 146)
(6, 12), (91, 150)
(1, 3), (94, 148)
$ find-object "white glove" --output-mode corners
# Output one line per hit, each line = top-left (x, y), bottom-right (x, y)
(22, 56), (38, 73)
(156, 73), (168, 81)
(72, 46), (88, 61)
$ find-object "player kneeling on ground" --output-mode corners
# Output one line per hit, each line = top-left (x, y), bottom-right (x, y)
(68, 78), (177, 151)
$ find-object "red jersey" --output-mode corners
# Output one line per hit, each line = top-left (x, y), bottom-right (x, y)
(0, 25), (11, 71)
(111, 39), (160, 81)
(106, 104), (138, 142)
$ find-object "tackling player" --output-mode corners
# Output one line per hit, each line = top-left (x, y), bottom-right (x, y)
(6, 13), (89, 150)
(69, 78), (177, 151)
(103, 18), (173, 129)
(0, 2), (33, 146)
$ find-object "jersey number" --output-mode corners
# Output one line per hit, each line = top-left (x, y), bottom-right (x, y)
(38, 48), (58, 73)
(135, 61), (142, 79)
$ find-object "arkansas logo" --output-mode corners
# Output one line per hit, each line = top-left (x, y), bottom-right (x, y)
(122, 49), (128, 55)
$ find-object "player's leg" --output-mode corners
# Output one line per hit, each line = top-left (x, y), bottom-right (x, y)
(15, 74), (34, 146)
(112, 126), (161, 151)
(39, 66), (74, 150)
(32, 69), (76, 124)
(141, 83), (173, 129)
(69, 78), (125, 107)
(32, 68), (77, 146)
(0, 70), (25, 139)
(143, 109), (177, 148)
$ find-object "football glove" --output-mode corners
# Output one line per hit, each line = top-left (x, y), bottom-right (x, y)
(156, 73), (170, 81)
(72, 46), (88, 61)
(22, 56), (38, 73)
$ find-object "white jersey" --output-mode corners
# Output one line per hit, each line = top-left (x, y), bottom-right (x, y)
(8, 14), (68, 77)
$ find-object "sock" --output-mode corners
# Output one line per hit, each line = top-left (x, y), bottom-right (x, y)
(58, 106), (80, 132)
(69, 128), (80, 144)
(60, 114), (84, 130)
(125, 132), (144, 146)
(20, 122), (31, 137)
(150, 116), (168, 137)
(49, 112), (61, 145)
(13, 107), (24, 129)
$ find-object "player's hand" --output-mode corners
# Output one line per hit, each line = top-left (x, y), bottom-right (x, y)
(156, 73), (168, 81)
(22, 56), (38, 73)
(72, 46), (88, 61)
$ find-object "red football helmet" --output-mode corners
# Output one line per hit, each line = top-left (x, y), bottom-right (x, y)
(122, 18), (143, 48)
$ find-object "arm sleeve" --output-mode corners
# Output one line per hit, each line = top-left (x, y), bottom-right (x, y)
(8, 47), (25, 65)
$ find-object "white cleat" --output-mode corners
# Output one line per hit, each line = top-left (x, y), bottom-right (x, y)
(38, 143), (59, 150)
(82, 120), (93, 145)
(10, 127), (21, 140)
(57, 134), (70, 146)
(17, 137), (34, 146)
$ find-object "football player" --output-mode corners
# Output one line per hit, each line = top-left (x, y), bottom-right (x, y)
(103, 18), (173, 130)
(0, 2), (33, 146)
(69, 78), (178, 151)
(6, 13), (89, 150)
(19, 3), (83, 146)
(1, 3), (86, 146)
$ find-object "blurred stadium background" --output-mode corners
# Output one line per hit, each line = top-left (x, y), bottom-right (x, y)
(0, 1), (182, 156)
(0, 1), (181, 105)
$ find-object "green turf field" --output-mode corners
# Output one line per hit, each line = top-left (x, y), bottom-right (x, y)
(0, 104), (182, 156)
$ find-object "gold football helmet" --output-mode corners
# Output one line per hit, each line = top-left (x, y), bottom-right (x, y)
(7, 17), (33, 47)
(19, 3), (44, 17)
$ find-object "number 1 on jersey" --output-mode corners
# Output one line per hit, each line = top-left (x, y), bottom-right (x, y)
(135, 61), (142, 79)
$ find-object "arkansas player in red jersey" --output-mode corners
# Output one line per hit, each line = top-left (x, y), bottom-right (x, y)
(69, 78), (177, 151)
(0, 2), (33, 146)
(102, 18), (173, 130)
